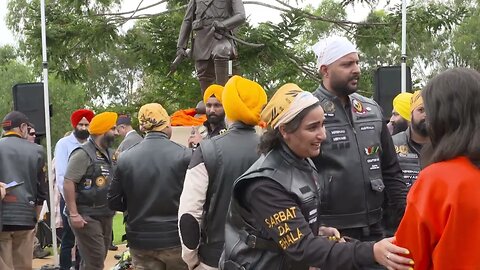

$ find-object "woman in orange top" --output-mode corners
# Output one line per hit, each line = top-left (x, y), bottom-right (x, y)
(394, 68), (480, 269)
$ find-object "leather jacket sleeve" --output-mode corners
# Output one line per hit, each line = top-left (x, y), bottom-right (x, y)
(36, 147), (48, 205)
(379, 122), (407, 227)
(243, 179), (377, 269)
(108, 159), (127, 212)
(178, 148), (209, 269)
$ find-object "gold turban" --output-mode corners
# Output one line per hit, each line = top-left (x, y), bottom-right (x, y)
(222, 75), (267, 126)
(203, 84), (224, 104)
(261, 83), (319, 129)
(88, 112), (118, 135)
(411, 90), (424, 112)
(392, 92), (413, 121)
(138, 103), (170, 132)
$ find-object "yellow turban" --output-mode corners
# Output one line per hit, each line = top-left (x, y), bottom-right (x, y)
(411, 90), (424, 112)
(203, 84), (224, 104)
(138, 103), (170, 132)
(392, 92), (413, 121)
(261, 83), (319, 129)
(88, 112), (118, 135)
(222, 75), (267, 126)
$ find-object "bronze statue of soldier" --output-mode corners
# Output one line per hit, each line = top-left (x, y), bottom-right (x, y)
(176, 0), (246, 97)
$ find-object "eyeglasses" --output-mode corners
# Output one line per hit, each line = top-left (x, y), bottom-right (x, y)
(28, 132), (36, 136)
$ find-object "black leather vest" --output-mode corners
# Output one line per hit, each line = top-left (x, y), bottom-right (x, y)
(392, 129), (421, 189)
(221, 146), (320, 270)
(74, 139), (115, 217)
(312, 86), (385, 229)
(199, 122), (260, 267)
(0, 136), (45, 228)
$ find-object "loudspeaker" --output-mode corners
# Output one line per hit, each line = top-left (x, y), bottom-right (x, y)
(12, 83), (49, 136)
(374, 66), (412, 119)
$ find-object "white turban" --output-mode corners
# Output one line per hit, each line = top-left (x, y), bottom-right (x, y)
(311, 36), (357, 68)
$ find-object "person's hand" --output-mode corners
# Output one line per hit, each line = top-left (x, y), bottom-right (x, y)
(176, 48), (187, 57)
(69, 214), (88, 229)
(0, 182), (6, 200)
(318, 226), (346, 242)
(213, 20), (227, 31)
(318, 226), (340, 237)
(373, 237), (414, 270)
(188, 127), (202, 148)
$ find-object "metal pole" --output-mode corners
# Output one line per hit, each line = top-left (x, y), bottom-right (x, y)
(401, 0), (407, 93)
(40, 0), (59, 265)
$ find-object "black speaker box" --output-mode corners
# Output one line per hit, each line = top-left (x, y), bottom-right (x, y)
(373, 66), (412, 119)
(12, 83), (51, 136)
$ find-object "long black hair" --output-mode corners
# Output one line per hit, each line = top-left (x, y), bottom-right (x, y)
(258, 102), (321, 154)
(421, 68), (480, 167)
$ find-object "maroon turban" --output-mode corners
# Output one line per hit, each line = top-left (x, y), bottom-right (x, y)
(70, 109), (94, 128)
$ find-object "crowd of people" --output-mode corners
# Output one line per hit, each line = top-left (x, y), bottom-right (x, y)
(0, 35), (479, 270)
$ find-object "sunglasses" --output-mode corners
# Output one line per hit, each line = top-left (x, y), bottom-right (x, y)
(28, 132), (36, 136)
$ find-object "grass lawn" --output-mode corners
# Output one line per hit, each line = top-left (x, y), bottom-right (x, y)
(112, 212), (126, 245)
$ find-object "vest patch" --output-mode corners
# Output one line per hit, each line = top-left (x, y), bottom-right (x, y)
(395, 145), (409, 155)
(369, 164), (380, 170)
(95, 176), (107, 187)
(364, 145), (380, 155)
(84, 179), (93, 189)
(330, 129), (346, 135)
(332, 136), (348, 142)
(360, 125), (375, 131)
(322, 100), (336, 114)
(352, 99), (366, 114)
(299, 186), (311, 194)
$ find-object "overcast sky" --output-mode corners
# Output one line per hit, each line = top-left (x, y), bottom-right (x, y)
(0, 0), (383, 46)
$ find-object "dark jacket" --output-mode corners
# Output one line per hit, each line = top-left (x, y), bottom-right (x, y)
(108, 131), (192, 249)
(197, 122), (260, 266)
(391, 128), (421, 189)
(0, 134), (47, 229)
(312, 85), (406, 239)
(116, 130), (143, 154)
(221, 144), (376, 270)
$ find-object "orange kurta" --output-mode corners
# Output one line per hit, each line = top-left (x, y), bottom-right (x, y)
(395, 156), (480, 270)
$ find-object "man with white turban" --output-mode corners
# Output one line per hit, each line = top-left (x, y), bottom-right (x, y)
(310, 36), (407, 247)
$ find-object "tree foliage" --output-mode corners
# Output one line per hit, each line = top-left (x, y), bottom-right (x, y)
(4, 0), (480, 144)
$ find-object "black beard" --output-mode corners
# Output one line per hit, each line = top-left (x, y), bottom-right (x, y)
(102, 134), (115, 148)
(74, 129), (90, 140)
(330, 75), (359, 97)
(392, 119), (409, 135)
(207, 113), (225, 125)
(412, 119), (428, 137)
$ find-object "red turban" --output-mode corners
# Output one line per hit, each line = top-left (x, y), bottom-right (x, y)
(70, 109), (94, 128)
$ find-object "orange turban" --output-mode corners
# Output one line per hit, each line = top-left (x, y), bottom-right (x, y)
(88, 112), (118, 135)
(222, 75), (267, 126)
(70, 109), (94, 128)
(411, 90), (424, 111)
(203, 84), (224, 104)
